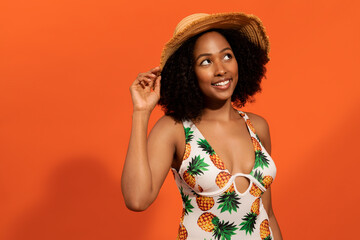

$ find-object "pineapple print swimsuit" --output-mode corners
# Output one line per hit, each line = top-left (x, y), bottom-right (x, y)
(172, 111), (277, 240)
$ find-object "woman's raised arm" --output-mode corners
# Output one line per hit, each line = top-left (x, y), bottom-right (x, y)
(121, 67), (177, 211)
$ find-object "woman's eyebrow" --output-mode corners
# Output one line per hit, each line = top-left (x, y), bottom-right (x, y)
(195, 47), (232, 62)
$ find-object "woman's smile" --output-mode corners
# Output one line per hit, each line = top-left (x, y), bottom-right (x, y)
(211, 78), (232, 89)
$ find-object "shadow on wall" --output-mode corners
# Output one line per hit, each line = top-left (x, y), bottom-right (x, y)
(8, 157), (149, 240)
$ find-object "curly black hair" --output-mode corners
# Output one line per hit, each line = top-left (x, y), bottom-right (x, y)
(158, 28), (269, 122)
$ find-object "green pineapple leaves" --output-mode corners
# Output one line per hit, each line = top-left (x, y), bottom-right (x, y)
(187, 155), (210, 176)
(217, 191), (241, 214)
(184, 127), (194, 143)
(239, 212), (257, 235)
(197, 138), (215, 155)
(254, 151), (269, 169)
(213, 218), (238, 240)
(180, 187), (194, 215)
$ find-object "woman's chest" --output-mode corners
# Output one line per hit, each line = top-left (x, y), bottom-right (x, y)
(173, 113), (276, 196)
(174, 119), (256, 175)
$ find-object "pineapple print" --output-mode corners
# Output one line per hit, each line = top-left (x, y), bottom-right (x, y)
(197, 138), (226, 170)
(217, 187), (241, 213)
(177, 208), (188, 240)
(260, 219), (272, 240)
(246, 119), (256, 133)
(183, 127), (194, 160)
(251, 198), (260, 215)
(180, 187), (194, 215)
(183, 155), (209, 188)
(173, 114), (277, 239)
(239, 198), (260, 235)
(252, 137), (270, 169)
(225, 183), (235, 193)
(197, 212), (237, 240)
(196, 194), (215, 211)
(215, 171), (232, 189)
(262, 175), (273, 189)
(198, 212), (215, 232)
(249, 183), (263, 197)
(252, 170), (273, 189)
(180, 208), (185, 224)
(177, 224), (188, 240)
(255, 133), (261, 142)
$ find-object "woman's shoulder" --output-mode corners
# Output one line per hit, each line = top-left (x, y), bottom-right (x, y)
(244, 111), (270, 130)
(154, 114), (182, 127)
(151, 114), (184, 138)
(244, 111), (271, 153)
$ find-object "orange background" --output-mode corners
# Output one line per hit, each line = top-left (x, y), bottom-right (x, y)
(1, 0), (359, 239)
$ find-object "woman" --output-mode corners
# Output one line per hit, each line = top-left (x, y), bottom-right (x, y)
(122, 13), (282, 240)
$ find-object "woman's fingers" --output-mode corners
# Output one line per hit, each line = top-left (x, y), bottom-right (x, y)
(138, 73), (157, 83)
(149, 66), (161, 75)
(133, 67), (161, 92)
(130, 67), (161, 112)
(138, 73), (154, 80)
(153, 76), (161, 96)
(138, 79), (146, 89)
(135, 76), (151, 89)
(138, 67), (160, 81)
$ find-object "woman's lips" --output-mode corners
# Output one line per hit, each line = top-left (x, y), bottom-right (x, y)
(211, 79), (231, 90)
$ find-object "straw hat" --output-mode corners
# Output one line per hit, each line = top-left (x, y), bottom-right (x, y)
(160, 12), (270, 69)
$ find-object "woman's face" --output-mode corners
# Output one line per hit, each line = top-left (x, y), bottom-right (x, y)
(193, 31), (238, 104)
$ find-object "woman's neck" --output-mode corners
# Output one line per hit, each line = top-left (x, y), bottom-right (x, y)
(201, 99), (239, 122)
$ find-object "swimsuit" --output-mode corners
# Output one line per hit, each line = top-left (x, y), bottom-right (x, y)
(172, 111), (277, 240)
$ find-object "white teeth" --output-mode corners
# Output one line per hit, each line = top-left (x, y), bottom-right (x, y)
(214, 80), (230, 86)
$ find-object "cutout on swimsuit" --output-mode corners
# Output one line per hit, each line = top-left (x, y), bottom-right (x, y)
(234, 176), (250, 194)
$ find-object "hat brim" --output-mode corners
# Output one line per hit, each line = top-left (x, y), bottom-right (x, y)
(160, 12), (269, 69)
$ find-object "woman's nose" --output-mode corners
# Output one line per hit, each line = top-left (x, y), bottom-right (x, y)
(214, 60), (226, 76)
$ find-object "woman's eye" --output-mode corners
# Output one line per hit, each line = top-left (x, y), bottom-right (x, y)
(224, 53), (232, 60)
(200, 59), (211, 66)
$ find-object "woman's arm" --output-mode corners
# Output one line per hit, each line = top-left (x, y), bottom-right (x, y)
(247, 112), (283, 240)
(121, 67), (176, 211)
